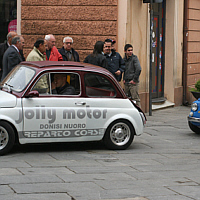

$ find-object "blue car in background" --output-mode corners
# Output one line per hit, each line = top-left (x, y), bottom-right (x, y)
(188, 92), (200, 134)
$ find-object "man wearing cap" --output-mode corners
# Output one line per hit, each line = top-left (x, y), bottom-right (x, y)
(104, 39), (125, 82)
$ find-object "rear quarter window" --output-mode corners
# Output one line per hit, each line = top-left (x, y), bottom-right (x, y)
(84, 73), (116, 97)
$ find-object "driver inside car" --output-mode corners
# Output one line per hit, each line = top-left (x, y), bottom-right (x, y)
(51, 73), (76, 95)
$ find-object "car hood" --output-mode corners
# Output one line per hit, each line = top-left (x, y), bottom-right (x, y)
(0, 90), (17, 108)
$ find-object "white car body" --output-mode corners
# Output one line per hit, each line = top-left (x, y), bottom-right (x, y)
(0, 61), (146, 155)
(0, 90), (144, 144)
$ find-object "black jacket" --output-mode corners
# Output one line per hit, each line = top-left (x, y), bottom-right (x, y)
(52, 82), (76, 95)
(19, 50), (25, 61)
(0, 42), (9, 80)
(1, 45), (22, 81)
(0, 43), (24, 81)
(123, 54), (141, 83)
(104, 50), (125, 81)
(58, 47), (80, 62)
(84, 53), (108, 69)
(0, 43), (8, 68)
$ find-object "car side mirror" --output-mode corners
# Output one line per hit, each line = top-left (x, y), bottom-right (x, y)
(25, 90), (39, 98)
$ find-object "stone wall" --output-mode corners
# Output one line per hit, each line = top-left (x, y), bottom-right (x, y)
(186, 0), (200, 103)
(21, 0), (117, 61)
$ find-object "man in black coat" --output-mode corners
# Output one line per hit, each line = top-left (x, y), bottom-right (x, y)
(59, 36), (80, 62)
(0, 31), (17, 80)
(1, 36), (24, 81)
(104, 39), (125, 82)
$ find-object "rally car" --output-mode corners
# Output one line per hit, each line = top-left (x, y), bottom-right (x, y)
(0, 61), (146, 155)
(188, 92), (200, 134)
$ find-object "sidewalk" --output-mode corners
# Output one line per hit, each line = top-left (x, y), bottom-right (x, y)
(145, 105), (190, 125)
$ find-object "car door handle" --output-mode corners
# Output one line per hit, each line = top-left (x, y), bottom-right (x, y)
(75, 102), (86, 106)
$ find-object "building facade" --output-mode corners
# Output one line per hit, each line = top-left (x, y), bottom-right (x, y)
(183, 0), (200, 104)
(118, 0), (184, 112)
(0, 0), (199, 112)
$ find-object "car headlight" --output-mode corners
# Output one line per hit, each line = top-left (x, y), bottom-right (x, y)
(191, 103), (198, 111)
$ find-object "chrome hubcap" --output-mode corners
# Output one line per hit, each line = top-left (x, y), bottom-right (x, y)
(0, 126), (9, 150)
(110, 122), (131, 146)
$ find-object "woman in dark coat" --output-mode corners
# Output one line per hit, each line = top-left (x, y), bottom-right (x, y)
(84, 41), (108, 69)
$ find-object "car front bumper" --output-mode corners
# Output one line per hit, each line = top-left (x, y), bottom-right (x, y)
(188, 116), (200, 123)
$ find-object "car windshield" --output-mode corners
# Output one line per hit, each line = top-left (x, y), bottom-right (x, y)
(2, 65), (35, 92)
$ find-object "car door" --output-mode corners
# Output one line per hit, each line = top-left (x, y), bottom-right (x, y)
(21, 72), (88, 143)
(83, 72), (120, 136)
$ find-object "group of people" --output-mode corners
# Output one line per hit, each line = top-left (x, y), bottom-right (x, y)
(0, 32), (142, 107)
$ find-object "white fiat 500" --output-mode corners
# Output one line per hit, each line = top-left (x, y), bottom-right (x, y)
(0, 61), (146, 155)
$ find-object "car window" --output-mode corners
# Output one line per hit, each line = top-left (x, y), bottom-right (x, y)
(32, 74), (50, 94)
(32, 72), (80, 96)
(84, 73), (116, 97)
(3, 65), (35, 92)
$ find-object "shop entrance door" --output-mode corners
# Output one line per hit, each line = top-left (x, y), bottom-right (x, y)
(151, 2), (165, 100)
(0, 0), (17, 43)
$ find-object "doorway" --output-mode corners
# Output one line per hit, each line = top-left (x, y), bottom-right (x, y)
(151, 1), (166, 101)
(0, 0), (17, 43)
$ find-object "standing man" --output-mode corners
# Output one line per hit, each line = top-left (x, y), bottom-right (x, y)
(26, 38), (47, 61)
(0, 31), (17, 80)
(45, 34), (63, 61)
(123, 44), (142, 107)
(26, 39), (48, 91)
(59, 36), (80, 62)
(104, 39), (125, 82)
(1, 36), (24, 81)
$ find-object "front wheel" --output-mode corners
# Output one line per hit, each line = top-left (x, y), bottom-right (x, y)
(0, 121), (15, 156)
(103, 120), (134, 150)
(188, 121), (200, 134)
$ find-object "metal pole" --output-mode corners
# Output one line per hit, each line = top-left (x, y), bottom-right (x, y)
(149, 0), (153, 116)
(182, 0), (189, 106)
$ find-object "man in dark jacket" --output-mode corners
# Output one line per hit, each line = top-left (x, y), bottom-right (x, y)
(59, 37), (80, 62)
(0, 31), (17, 80)
(123, 44), (142, 107)
(51, 73), (76, 95)
(104, 39), (125, 81)
(1, 36), (24, 81)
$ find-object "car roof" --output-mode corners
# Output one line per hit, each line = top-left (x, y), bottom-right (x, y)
(20, 61), (85, 68)
(20, 61), (109, 74)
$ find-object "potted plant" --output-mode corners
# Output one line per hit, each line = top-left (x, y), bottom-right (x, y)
(190, 79), (200, 99)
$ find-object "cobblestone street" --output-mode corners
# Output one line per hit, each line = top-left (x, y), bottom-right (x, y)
(1, 106), (200, 200)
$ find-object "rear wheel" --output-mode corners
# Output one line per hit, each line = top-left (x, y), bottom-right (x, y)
(103, 120), (134, 150)
(0, 122), (15, 155)
(188, 121), (200, 134)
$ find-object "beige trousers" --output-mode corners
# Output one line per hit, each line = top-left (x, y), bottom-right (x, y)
(125, 83), (141, 107)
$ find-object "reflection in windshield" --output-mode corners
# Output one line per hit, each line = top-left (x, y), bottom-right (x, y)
(3, 65), (35, 92)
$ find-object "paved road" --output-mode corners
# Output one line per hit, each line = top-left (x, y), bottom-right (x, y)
(1, 105), (200, 200)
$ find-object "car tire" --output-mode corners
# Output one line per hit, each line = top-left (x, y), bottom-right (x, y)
(103, 120), (134, 150)
(0, 121), (15, 156)
(188, 121), (200, 134)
